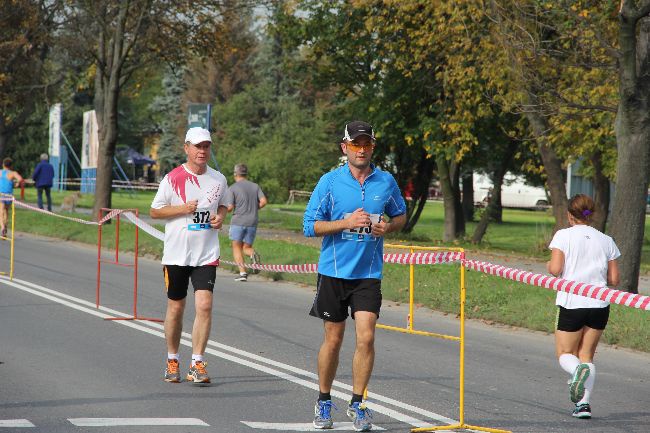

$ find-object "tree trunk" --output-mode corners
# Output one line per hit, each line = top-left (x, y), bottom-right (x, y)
(472, 171), (506, 243)
(590, 151), (610, 232)
(524, 97), (569, 232)
(92, 5), (128, 220)
(437, 153), (461, 242)
(402, 151), (435, 233)
(471, 152), (511, 243)
(609, 10), (650, 293)
(461, 171), (474, 222)
(452, 165), (465, 237)
(0, 118), (7, 158)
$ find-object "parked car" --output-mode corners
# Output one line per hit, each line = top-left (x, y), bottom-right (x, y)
(473, 172), (549, 210)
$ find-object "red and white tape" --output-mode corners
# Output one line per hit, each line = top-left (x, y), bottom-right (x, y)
(222, 251), (461, 274)
(121, 212), (164, 241)
(13, 199), (131, 226)
(383, 251), (463, 265)
(463, 259), (650, 311)
(220, 260), (318, 274)
(14, 199), (99, 225)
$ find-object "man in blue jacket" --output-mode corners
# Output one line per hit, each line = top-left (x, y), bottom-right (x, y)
(303, 121), (406, 431)
(32, 153), (55, 211)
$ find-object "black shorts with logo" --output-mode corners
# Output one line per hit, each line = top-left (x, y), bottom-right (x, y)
(309, 274), (382, 322)
(556, 305), (610, 332)
(163, 264), (217, 300)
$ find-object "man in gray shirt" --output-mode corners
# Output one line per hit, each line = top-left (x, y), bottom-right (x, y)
(225, 163), (267, 281)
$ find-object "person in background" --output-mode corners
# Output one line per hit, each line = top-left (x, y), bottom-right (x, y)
(225, 163), (267, 282)
(303, 120), (407, 431)
(0, 157), (23, 238)
(547, 194), (620, 419)
(32, 153), (55, 212)
(150, 127), (229, 384)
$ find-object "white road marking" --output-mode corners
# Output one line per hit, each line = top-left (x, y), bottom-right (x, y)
(241, 421), (384, 431)
(1, 276), (461, 431)
(68, 418), (209, 426)
(0, 419), (35, 427)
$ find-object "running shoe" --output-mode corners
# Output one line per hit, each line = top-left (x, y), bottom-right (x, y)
(186, 360), (210, 383)
(347, 401), (373, 432)
(234, 273), (248, 282)
(250, 251), (261, 274)
(572, 403), (592, 419)
(569, 363), (590, 403)
(313, 399), (336, 429)
(1, 228), (6, 238)
(163, 358), (181, 383)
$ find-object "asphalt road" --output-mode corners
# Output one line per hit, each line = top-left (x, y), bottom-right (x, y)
(0, 233), (648, 433)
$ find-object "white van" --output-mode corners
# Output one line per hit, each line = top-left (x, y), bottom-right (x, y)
(473, 172), (549, 210)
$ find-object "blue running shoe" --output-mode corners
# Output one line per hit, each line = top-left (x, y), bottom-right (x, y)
(313, 399), (337, 429)
(347, 401), (373, 432)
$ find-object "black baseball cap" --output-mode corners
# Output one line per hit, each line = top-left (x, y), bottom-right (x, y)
(343, 121), (375, 141)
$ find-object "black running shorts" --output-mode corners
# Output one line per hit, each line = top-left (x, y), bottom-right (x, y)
(556, 305), (610, 332)
(309, 274), (382, 322)
(163, 264), (217, 300)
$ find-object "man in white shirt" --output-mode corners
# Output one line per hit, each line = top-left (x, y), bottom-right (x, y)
(151, 127), (228, 384)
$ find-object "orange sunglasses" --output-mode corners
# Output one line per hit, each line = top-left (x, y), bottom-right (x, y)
(346, 142), (375, 152)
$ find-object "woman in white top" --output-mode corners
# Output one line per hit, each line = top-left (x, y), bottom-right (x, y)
(547, 194), (620, 419)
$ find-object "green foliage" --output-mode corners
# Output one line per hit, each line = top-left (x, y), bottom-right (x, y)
(488, 1), (619, 177)
(0, 0), (64, 158)
(149, 67), (187, 174)
(118, 66), (165, 153)
(8, 61), (94, 177)
(213, 35), (339, 202)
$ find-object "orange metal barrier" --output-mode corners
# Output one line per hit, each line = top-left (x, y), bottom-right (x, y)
(96, 208), (162, 323)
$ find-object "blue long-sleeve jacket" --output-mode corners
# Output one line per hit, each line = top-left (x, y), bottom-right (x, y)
(303, 164), (406, 279)
(32, 161), (54, 188)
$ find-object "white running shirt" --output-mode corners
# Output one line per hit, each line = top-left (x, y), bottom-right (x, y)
(151, 164), (228, 266)
(548, 224), (620, 309)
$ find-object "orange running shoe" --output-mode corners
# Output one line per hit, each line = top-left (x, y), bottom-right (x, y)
(186, 360), (210, 383)
(164, 358), (181, 383)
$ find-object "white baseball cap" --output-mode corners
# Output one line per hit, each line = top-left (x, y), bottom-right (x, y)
(185, 127), (212, 145)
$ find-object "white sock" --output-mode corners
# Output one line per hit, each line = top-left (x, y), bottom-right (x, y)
(559, 354), (580, 375)
(191, 354), (204, 366)
(577, 363), (595, 405)
(167, 353), (179, 361)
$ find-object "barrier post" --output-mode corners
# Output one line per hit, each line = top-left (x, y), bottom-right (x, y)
(96, 208), (162, 323)
(459, 252), (466, 426)
(96, 215), (102, 308)
(408, 246), (414, 330)
(0, 196), (16, 280)
(10, 199), (15, 279)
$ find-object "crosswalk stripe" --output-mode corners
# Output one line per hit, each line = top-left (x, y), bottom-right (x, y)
(68, 418), (209, 426)
(0, 419), (35, 427)
(241, 421), (385, 431)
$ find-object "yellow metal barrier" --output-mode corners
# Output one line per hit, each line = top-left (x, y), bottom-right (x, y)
(378, 244), (510, 433)
(0, 197), (15, 279)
